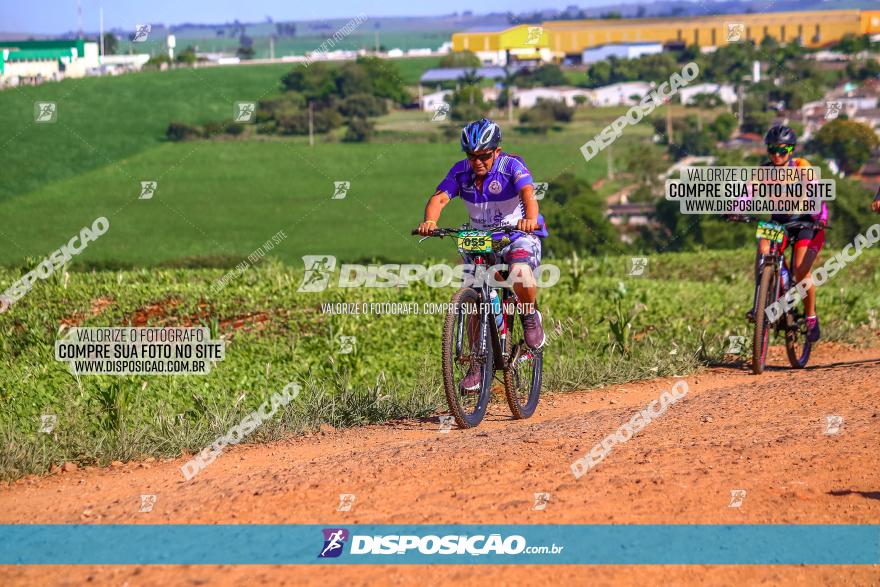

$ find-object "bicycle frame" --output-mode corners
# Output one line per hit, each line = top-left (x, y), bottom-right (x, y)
(754, 220), (819, 327)
(464, 254), (513, 370)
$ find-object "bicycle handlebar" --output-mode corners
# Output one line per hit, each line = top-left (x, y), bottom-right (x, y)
(411, 225), (522, 238)
(726, 216), (830, 231)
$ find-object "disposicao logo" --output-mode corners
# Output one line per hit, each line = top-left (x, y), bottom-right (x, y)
(318, 528), (349, 558)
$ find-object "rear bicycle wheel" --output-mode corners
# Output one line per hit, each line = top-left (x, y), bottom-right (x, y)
(784, 308), (812, 368)
(751, 264), (776, 375)
(503, 303), (542, 419)
(441, 287), (494, 429)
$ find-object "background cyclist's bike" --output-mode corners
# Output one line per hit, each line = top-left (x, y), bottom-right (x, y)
(731, 217), (827, 374)
(412, 225), (542, 428)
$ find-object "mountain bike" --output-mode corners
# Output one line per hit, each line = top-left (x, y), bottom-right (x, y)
(412, 225), (543, 428)
(730, 217), (827, 374)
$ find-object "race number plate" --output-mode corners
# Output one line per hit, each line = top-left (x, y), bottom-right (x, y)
(755, 221), (785, 243)
(457, 230), (493, 253)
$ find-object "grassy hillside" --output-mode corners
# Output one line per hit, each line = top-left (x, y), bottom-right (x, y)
(0, 57), (439, 205)
(0, 137), (622, 266)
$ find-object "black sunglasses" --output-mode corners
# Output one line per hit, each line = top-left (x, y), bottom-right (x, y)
(466, 151), (495, 162)
(767, 144), (794, 156)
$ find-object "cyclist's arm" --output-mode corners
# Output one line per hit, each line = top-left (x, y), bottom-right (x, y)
(418, 190), (450, 235)
(518, 184), (539, 232)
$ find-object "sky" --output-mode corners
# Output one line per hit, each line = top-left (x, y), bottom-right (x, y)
(0, 0), (658, 35)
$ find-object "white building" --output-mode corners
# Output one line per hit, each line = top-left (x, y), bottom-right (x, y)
(589, 81), (653, 106)
(514, 86), (592, 108)
(0, 40), (100, 87)
(679, 83), (738, 105)
(421, 89), (451, 111)
(582, 42), (663, 64)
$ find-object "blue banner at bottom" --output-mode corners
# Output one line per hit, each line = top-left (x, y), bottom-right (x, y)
(0, 525), (877, 565)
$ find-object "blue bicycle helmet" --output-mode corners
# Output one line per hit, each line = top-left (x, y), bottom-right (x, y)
(460, 118), (501, 153)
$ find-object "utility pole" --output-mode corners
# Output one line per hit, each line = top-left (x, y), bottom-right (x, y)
(269, 36), (275, 60)
(308, 102), (314, 147)
(737, 83), (744, 134)
(374, 30), (379, 53)
(99, 7), (104, 58)
(77, 0), (83, 39)
(607, 144), (615, 180)
(508, 84), (514, 123)
(665, 99), (673, 144)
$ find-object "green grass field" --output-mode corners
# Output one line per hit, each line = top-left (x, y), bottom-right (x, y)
(0, 60), (644, 267)
(2, 249), (877, 480)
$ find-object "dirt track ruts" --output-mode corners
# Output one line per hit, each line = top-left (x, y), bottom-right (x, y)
(2, 343), (879, 586)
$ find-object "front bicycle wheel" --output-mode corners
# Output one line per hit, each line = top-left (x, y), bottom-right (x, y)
(784, 308), (812, 368)
(752, 264), (776, 375)
(441, 287), (494, 429)
(503, 304), (542, 419)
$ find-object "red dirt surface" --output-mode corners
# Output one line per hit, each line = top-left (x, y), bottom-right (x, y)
(1, 344), (879, 586)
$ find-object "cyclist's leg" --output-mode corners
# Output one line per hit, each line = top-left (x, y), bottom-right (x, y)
(749, 238), (772, 320)
(459, 255), (482, 390)
(792, 230), (824, 341)
(501, 235), (545, 349)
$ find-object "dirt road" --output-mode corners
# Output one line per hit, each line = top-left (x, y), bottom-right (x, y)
(2, 343), (879, 585)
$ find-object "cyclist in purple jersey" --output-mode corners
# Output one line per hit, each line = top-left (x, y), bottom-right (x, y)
(417, 119), (547, 389)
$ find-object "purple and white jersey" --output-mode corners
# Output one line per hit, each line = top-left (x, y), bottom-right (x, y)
(436, 152), (548, 237)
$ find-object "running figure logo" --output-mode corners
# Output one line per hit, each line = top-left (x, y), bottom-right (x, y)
(297, 255), (337, 292)
(39, 415), (57, 434)
(532, 492), (550, 511)
(525, 26), (543, 45)
(533, 182), (548, 200)
(234, 102), (256, 122)
(139, 181), (158, 200)
(726, 335), (745, 355)
(728, 489), (747, 508)
(132, 24), (151, 43)
(824, 101), (842, 120)
(431, 102), (450, 122)
(726, 23), (745, 42)
(34, 102), (57, 123)
(628, 257), (648, 277)
(332, 181), (350, 200)
(318, 528), (349, 558)
(824, 415), (843, 435)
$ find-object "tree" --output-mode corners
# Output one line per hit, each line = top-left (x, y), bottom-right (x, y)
(343, 117), (375, 142)
(354, 57), (409, 104)
(339, 93), (387, 118)
(175, 45), (197, 65)
(237, 34), (255, 59)
(439, 50), (481, 68)
(518, 64), (566, 88)
(101, 32), (118, 55)
(281, 63), (337, 102)
(166, 122), (202, 141)
(622, 143), (667, 188)
(708, 112), (737, 142)
(834, 33), (872, 55)
(811, 119), (879, 175)
(276, 22), (297, 37)
(237, 45), (255, 60)
(449, 85), (489, 121)
(540, 174), (617, 256)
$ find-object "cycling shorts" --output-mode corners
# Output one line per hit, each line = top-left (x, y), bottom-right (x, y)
(780, 225), (825, 254)
(498, 233), (542, 271)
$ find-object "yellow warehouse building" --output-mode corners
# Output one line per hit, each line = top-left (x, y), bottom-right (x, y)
(452, 10), (880, 63)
